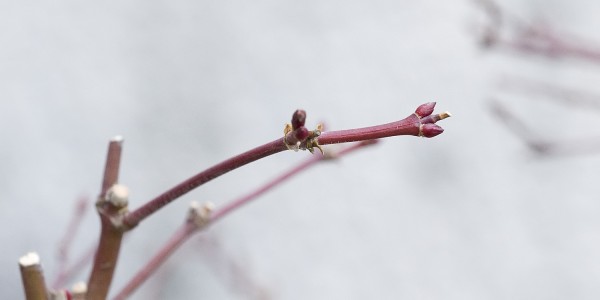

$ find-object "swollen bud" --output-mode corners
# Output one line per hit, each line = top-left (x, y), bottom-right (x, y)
(291, 109), (306, 130)
(105, 184), (129, 208)
(294, 127), (310, 141)
(421, 123), (444, 138)
(415, 102), (436, 118)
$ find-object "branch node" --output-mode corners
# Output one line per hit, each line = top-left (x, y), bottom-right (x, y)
(187, 201), (215, 230)
(283, 123), (300, 151)
(304, 124), (324, 154)
(104, 184), (129, 209)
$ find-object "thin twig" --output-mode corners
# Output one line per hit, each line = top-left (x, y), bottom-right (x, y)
(123, 103), (450, 228)
(53, 196), (89, 289)
(211, 140), (378, 223)
(498, 76), (600, 112)
(87, 137), (127, 300)
(490, 99), (600, 156)
(474, 0), (600, 63)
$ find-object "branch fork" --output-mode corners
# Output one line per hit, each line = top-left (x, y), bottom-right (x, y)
(95, 184), (131, 231)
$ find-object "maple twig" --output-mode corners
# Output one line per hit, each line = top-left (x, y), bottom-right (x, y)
(123, 103), (450, 228)
(87, 136), (128, 300)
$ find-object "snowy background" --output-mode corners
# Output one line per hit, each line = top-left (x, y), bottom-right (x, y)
(2, 0), (600, 299)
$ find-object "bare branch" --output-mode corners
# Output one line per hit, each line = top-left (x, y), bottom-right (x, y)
(123, 103), (450, 228)
(87, 137), (128, 300)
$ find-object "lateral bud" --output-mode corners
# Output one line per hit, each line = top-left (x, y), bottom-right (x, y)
(420, 123), (444, 138)
(291, 109), (306, 130)
(415, 102), (436, 118)
(104, 184), (129, 209)
(294, 127), (310, 141)
(187, 201), (215, 229)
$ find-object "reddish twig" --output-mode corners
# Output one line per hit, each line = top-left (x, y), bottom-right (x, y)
(123, 103), (450, 228)
(112, 141), (380, 299)
(87, 137), (128, 300)
(53, 196), (89, 289)
(211, 140), (378, 223)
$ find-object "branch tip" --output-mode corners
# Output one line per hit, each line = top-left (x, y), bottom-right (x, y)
(72, 282), (87, 294)
(419, 110), (452, 124)
(439, 111), (452, 119)
(111, 135), (124, 143)
(188, 201), (215, 229)
(19, 252), (40, 267)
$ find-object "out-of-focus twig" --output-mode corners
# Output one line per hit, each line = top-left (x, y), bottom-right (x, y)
(52, 243), (97, 289)
(52, 196), (90, 289)
(122, 103), (450, 228)
(474, 0), (600, 63)
(490, 99), (600, 156)
(498, 76), (600, 112)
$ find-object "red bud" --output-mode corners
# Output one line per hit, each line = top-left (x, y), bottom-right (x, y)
(415, 102), (436, 118)
(294, 127), (310, 141)
(421, 123), (444, 138)
(291, 109), (306, 130)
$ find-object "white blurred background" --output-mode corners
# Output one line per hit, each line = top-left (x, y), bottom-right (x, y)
(2, 0), (600, 299)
